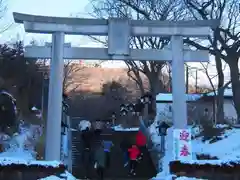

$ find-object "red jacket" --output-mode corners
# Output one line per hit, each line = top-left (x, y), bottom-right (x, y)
(136, 130), (147, 147)
(128, 145), (140, 160)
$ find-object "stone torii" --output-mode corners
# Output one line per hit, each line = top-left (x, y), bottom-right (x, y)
(13, 12), (219, 161)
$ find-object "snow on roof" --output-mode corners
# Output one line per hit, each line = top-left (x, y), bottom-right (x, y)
(206, 88), (233, 97)
(112, 125), (139, 131)
(156, 93), (202, 102)
(175, 176), (206, 180)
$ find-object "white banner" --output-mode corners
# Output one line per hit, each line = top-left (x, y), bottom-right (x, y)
(173, 129), (192, 161)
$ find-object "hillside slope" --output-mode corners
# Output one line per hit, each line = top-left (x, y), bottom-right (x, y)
(67, 67), (149, 94)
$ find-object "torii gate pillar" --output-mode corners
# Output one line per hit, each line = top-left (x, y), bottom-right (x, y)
(171, 36), (186, 129)
(45, 32), (64, 160)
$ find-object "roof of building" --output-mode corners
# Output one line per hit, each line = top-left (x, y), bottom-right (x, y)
(156, 88), (233, 102)
(156, 93), (202, 102)
(205, 88), (233, 97)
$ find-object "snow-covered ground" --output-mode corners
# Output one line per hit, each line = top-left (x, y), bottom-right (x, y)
(150, 123), (240, 180)
(39, 171), (76, 180)
(0, 148), (77, 180)
(0, 121), (77, 180)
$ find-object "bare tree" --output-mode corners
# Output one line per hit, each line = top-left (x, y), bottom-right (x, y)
(190, 61), (229, 123)
(0, 0), (13, 33)
(184, 0), (240, 122)
(90, 0), (187, 95)
(63, 60), (83, 93)
(89, 0), (187, 114)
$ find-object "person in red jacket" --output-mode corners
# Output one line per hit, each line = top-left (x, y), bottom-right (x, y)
(128, 145), (140, 176)
(135, 130), (147, 159)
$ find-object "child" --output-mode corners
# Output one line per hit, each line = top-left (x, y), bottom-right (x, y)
(128, 144), (140, 176)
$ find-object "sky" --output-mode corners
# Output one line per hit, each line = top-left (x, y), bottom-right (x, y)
(0, 0), (232, 88)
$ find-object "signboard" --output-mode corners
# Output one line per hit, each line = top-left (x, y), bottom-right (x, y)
(173, 129), (192, 161)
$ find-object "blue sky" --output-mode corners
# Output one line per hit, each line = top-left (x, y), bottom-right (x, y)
(0, 0), (97, 46)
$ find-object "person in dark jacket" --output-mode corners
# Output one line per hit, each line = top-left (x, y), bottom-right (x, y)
(81, 127), (93, 150)
(102, 140), (114, 168)
(81, 127), (93, 179)
(128, 144), (140, 176)
(120, 139), (131, 167)
(94, 142), (106, 180)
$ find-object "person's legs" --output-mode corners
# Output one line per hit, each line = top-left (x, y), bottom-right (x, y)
(97, 167), (104, 180)
(129, 160), (134, 174)
(123, 151), (129, 167)
(106, 152), (110, 168)
(131, 160), (137, 175)
(100, 167), (104, 180)
(138, 145), (144, 160)
(82, 150), (90, 178)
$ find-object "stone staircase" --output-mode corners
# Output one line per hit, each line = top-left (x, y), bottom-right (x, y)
(71, 129), (157, 179)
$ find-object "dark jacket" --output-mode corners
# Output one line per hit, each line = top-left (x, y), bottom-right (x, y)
(94, 146), (106, 168)
(81, 130), (93, 149)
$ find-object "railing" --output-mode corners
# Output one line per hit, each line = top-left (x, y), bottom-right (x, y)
(60, 110), (72, 173)
(67, 116), (72, 173)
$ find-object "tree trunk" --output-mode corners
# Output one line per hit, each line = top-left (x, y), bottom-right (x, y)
(215, 57), (224, 124)
(228, 59), (240, 123)
(147, 71), (165, 119)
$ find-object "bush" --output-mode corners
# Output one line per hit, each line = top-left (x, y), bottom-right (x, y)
(199, 119), (231, 142)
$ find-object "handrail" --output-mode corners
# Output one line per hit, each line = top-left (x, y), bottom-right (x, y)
(67, 116), (72, 173)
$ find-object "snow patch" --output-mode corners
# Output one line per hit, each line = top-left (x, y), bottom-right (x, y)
(151, 123), (240, 179)
(192, 127), (240, 159)
(31, 106), (38, 111)
(175, 176), (207, 180)
(112, 125), (139, 131)
(0, 156), (63, 167)
(0, 149), (35, 161)
(39, 171), (76, 180)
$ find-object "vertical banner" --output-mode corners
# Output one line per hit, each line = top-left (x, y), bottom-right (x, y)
(173, 129), (192, 161)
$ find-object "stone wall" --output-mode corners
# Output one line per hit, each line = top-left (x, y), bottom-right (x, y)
(170, 160), (240, 180)
(0, 163), (66, 180)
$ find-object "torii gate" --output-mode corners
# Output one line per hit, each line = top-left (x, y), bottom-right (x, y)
(13, 12), (218, 161)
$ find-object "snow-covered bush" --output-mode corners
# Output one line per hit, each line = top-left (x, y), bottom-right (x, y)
(0, 122), (43, 159)
(156, 105), (173, 126)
